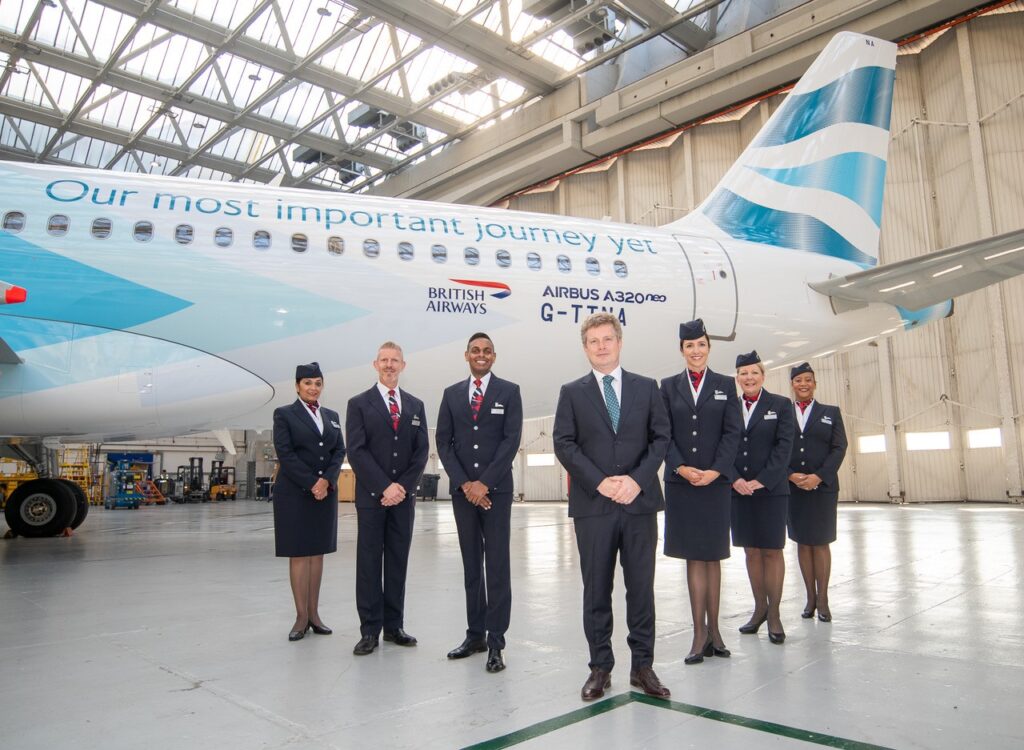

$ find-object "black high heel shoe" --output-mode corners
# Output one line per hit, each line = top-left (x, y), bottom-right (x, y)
(817, 610), (832, 623)
(308, 621), (332, 635)
(801, 605), (816, 619)
(288, 623), (312, 641)
(709, 640), (731, 657)
(739, 612), (767, 634)
(768, 630), (786, 644)
(686, 638), (710, 665)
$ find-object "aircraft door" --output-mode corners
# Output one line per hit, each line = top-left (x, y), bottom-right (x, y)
(672, 234), (738, 341)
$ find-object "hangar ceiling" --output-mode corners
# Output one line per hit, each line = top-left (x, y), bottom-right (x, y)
(0, 0), (734, 192)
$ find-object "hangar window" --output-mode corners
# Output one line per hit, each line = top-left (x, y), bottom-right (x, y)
(496, 249), (511, 268)
(253, 230), (271, 250)
(363, 238), (380, 258)
(431, 244), (447, 263)
(2, 211), (25, 232)
(613, 260), (628, 278)
(91, 218), (112, 239)
(585, 257), (600, 276)
(398, 241), (414, 261)
(175, 224), (194, 245)
(291, 233), (308, 253)
(328, 237), (344, 256)
(556, 254), (571, 273)
(133, 221), (154, 242)
(47, 215), (69, 236)
(464, 246), (480, 265)
(526, 252), (542, 270)
(214, 227), (233, 247)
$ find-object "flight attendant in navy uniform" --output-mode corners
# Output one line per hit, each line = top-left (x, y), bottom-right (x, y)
(272, 362), (346, 642)
(731, 351), (794, 644)
(436, 333), (523, 673)
(662, 319), (741, 663)
(346, 342), (429, 655)
(787, 362), (848, 622)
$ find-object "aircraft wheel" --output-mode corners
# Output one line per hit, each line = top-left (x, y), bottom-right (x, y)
(4, 479), (77, 537)
(55, 479), (90, 530)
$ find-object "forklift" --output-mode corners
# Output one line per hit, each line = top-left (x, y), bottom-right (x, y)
(209, 460), (237, 501)
(175, 457), (207, 503)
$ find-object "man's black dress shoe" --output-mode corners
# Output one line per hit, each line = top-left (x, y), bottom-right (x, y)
(739, 612), (767, 634)
(629, 666), (670, 698)
(308, 621), (332, 635)
(448, 638), (487, 659)
(353, 635), (379, 655)
(288, 623), (311, 641)
(485, 648), (505, 673)
(383, 628), (417, 646)
(768, 630), (786, 644)
(581, 667), (611, 701)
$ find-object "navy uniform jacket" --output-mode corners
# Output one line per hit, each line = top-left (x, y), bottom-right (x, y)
(273, 400), (346, 498)
(345, 385), (429, 509)
(553, 370), (670, 518)
(790, 402), (847, 493)
(735, 389), (794, 495)
(436, 375), (523, 495)
(661, 369), (741, 486)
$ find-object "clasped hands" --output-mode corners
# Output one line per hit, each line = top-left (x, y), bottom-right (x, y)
(789, 472), (822, 491)
(311, 478), (330, 501)
(675, 466), (720, 486)
(461, 480), (492, 510)
(381, 482), (407, 506)
(732, 478), (764, 496)
(597, 475), (642, 505)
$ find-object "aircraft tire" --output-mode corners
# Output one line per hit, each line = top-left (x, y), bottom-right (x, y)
(55, 479), (90, 529)
(4, 479), (78, 537)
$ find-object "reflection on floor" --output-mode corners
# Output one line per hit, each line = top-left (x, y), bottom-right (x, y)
(1, 501), (1021, 749)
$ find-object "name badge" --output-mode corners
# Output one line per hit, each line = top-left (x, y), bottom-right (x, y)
(491, 408), (505, 414)
(714, 394), (727, 400)
(821, 416), (832, 425)
(763, 411), (777, 420)
(411, 417), (421, 426)
(330, 420), (341, 428)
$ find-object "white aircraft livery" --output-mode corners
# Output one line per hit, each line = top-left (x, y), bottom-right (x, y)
(2, 33), (1023, 494)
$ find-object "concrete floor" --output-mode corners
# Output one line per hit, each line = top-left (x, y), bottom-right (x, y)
(1, 500), (1022, 749)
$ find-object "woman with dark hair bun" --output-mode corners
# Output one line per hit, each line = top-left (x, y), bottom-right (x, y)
(273, 362), (346, 641)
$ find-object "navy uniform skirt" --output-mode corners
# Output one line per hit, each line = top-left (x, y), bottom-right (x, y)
(731, 493), (788, 549)
(273, 479), (338, 557)
(664, 482), (731, 561)
(787, 488), (838, 545)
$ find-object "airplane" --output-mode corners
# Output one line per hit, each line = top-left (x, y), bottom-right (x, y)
(2, 32), (1022, 538)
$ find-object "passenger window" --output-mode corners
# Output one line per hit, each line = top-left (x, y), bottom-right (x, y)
(214, 227), (233, 247)
(556, 254), (571, 273)
(398, 241), (414, 261)
(328, 236), (344, 256)
(613, 260), (628, 278)
(585, 257), (600, 276)
(47, 214), (69, 236)
(496, 249), (511, 268)
(526, 252), (541, 271)
(364, 238), (380, 258)
(253, 230), (271, 250)
(175, 224), (194, 245)
(291, 233), (308, 253)
(2, 211), (25, 232)
(92, 218), (112, 239)
(464, 246), (480, 265)
(133, 221), (154, 242)
(431, 244), (447, 263)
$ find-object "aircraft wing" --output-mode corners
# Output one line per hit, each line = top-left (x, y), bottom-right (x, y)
(809, 228), (1024, 311)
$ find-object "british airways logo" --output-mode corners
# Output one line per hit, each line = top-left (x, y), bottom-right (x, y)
(426, 279), (509, 315)
(449, 279), (512, 299)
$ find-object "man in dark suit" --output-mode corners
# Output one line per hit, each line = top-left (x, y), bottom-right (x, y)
(553, 312), (672, 701)
(436, 333), (523, 673)
(345, 341), (429, 656)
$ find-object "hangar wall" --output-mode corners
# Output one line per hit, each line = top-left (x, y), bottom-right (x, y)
(502, 12), (1024, 504)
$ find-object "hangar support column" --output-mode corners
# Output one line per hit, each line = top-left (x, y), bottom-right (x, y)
(957, 25), (1023, 502)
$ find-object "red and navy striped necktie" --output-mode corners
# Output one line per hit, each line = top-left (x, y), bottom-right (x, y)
(388, 389), (400, 432)
(471, 379), (483, 421)
(689, 370), (704, 390)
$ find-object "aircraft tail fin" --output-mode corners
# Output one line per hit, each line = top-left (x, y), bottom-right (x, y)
(667, 32), (897, 268)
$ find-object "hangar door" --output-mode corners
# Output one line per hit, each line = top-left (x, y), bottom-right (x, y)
(672, 234), (738, 341)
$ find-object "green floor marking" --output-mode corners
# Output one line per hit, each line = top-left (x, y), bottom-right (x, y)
(462, 691), (896, 750)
